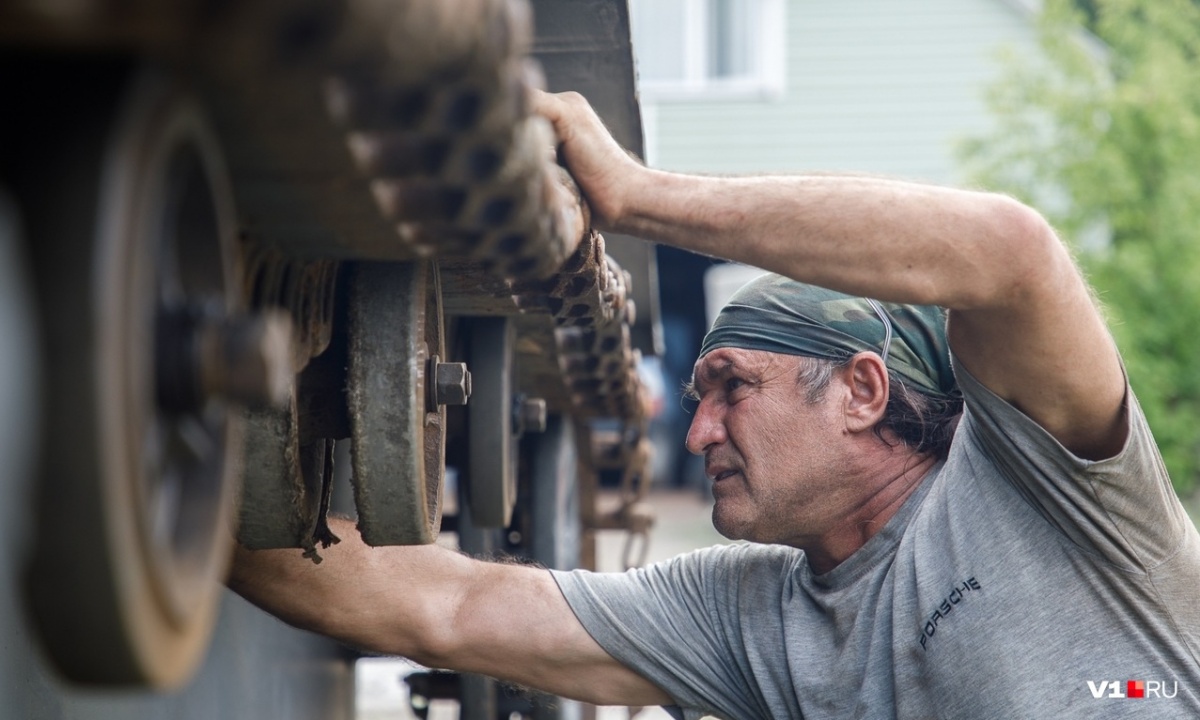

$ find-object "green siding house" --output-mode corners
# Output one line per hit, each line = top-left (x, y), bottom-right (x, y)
(632, 0), (1042, 185)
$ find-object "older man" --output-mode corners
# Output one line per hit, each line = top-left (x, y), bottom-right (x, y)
(230, 91), (1200, 718)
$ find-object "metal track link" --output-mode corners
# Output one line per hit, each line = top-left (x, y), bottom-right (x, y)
(324, 0), (588, 279)
(513, 231), (644, 421)
(241, 238), (339, 373)
(20, 0), (596, 278)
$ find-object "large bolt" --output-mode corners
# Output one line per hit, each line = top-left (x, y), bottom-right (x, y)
(196, 309), (294, 409)
(158, 305), (293, 412)
(434, 361), (472, 406)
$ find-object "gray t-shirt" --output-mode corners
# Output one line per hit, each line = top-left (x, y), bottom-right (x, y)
(553, 362), (1200, 718)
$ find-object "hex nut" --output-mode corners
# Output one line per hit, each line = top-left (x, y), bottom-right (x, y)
(435, 362), (472, 406)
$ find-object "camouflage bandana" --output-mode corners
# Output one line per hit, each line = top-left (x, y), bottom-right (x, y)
(700, 273), (958, 399)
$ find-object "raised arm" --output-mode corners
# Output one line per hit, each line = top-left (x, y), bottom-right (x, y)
(228, 518), (671, 707)
(536, 91), (1126, 460)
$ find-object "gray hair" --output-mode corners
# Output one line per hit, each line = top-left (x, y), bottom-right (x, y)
(797, 356), (962, 459)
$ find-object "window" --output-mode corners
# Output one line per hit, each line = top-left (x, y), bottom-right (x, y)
(631, 0), (785, 101)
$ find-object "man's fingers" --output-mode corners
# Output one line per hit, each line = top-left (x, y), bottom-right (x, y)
(527, 89), (636, 230)
(531, 89), (581, 145)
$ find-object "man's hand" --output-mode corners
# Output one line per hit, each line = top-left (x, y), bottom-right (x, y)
(533, 90), (646, 230)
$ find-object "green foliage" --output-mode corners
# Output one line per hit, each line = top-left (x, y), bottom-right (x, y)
(959, 0), (1200, 494)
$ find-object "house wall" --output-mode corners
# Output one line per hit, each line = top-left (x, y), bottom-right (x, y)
(644, 0), (1041, 185)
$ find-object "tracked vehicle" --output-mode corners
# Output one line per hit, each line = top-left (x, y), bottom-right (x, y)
(0, 1), (657, 717)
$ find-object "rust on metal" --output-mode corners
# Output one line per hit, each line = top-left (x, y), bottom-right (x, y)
(347, 260), (446, 546)
(238, 388), (320, 550)
(240, 238), (339, 372)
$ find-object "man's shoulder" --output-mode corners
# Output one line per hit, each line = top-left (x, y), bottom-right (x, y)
(659, 541), (802, 578)
(553, 542), (801, 599)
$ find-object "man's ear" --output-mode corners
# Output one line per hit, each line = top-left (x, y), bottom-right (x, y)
(842, 352), (889, 433)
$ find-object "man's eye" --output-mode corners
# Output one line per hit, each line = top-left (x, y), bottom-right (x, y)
(726, 377), (746, 393)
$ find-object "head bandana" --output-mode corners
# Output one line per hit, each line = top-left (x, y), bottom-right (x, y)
(700, 273), (958, 399)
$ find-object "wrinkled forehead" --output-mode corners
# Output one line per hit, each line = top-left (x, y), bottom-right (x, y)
(690, 346), (798, 385)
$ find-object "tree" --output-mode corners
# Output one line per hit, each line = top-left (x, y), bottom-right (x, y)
(959, 0), (1200, 494)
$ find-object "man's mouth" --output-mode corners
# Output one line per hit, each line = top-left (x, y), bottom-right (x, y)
(709, 468), (740, 482)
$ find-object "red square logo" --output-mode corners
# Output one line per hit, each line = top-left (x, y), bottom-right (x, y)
(1127, 680), (1144, 699)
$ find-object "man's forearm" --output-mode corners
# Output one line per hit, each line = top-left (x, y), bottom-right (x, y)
(227, 518), (671, 705)
(228, 517), (468, 661)
(535, 90), (1058, 314)
(614, 169), (1054, 313)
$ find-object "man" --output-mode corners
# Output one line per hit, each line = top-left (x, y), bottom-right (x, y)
(230, 91), (1200, 717)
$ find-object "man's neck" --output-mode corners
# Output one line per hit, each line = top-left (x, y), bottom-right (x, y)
(805, 452), (938, 575)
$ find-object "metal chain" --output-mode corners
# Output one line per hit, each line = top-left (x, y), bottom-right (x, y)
(617, 429), (654, 570)
(588, 419), (656, 571)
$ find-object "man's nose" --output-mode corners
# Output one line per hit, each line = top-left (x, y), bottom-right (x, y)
(685, 399), (725, 455)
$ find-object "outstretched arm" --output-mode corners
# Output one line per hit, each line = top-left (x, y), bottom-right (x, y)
(535, 90), (1126, 460)
(228, 517), (672, 707)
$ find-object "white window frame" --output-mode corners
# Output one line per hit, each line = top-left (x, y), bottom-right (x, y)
(631, 0), (786, 102)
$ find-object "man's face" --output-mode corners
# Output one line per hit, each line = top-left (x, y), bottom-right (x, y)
(686, 347), (853, 546)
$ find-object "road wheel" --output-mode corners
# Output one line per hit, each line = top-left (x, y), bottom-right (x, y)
(348, 260), (448, 545)
(19, 64), (246, 687)
(464, 316), (519, 528)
